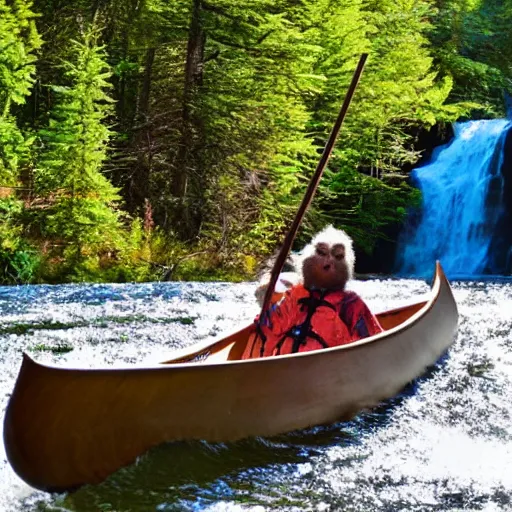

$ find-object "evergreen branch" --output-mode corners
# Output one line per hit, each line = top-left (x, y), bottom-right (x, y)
(205, 50), (220, 63)
(209, 35), (262, 53)
(255, 30), (273, 45)
(209, 29), (273, 53)
(202, 1), (236, 20)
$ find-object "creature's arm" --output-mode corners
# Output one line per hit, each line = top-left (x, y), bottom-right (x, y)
(243, 287), (297, 359)
(257, 284), (297, 330)
(340, 292), (383, 340)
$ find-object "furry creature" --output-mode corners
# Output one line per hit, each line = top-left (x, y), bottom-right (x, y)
(255, 225), (355, 306)
(295, 225), (355, 282)
(244, 225), (381, 359)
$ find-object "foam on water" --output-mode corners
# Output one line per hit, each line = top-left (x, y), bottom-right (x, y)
(0, 276), (511, 511)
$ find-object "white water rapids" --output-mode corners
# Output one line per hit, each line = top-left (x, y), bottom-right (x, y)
(0, 276), (511, 511)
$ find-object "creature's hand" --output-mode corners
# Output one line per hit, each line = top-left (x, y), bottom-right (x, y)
(254, 272), (299, 307)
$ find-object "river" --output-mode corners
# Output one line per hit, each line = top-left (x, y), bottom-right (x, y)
(1, 274), (511, 511)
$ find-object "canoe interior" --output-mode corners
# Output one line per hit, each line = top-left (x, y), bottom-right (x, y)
(161, 299), (428, 365)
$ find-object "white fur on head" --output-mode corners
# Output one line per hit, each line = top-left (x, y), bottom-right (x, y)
(254, 225), (355, 305)
(296, 225), (355, 279)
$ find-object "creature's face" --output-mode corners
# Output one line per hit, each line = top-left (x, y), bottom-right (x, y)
(302, 242), (348, 291)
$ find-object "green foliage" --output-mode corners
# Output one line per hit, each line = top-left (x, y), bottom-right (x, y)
(302, 0), (469, 252)
(0, 119), (26, 184)
(0, 0), (509, 283)
(430, 0), (512, 115)
(147, 0), (323, 246)
(0, 0), (41, 107)
(32, 27), (125, 279)
(0, 198), (40, 284)
(199, 20), (319, 263)
(0, 0), (41, 183)
(104, 218), (154, 283)
(314, 165), (421, 253)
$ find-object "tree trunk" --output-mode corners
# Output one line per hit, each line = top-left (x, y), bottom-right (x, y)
(138, 47), (155, 119)
(169, 0), (205, 237)
(129, 47), (156, 208)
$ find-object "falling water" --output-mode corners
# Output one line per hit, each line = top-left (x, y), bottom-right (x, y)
(397, 119), (511, 277)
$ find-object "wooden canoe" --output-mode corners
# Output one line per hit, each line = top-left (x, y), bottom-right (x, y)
(3, 262), (458, 492)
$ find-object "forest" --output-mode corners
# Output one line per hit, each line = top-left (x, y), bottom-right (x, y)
(0, 0), (510, 284)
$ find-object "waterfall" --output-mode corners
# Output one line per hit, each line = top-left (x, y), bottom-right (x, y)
(397, 119), (511, 277)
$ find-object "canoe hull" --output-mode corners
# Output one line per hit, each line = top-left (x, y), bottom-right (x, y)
(3, 263), (458, 492)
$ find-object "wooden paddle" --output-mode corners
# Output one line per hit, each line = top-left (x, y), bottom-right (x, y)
(251, 53), (368, 357)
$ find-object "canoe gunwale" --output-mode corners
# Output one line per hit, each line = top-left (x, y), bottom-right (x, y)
(20, 261), (446, 373)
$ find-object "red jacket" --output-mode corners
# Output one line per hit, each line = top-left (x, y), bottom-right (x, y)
(243, 285), (382, 359)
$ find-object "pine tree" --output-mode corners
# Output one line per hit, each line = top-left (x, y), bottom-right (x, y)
(0, 0), (41, 181)
(310, 0), (469, 252)
(33, 27), (124, 278)
(195, 0), (323, 259)
(430, 0), (508, 114)
(0, 0), (41, 283)
(109, 0), (326, 270)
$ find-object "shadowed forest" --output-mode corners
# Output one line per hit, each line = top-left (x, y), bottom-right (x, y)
(0, 0), (510, 284)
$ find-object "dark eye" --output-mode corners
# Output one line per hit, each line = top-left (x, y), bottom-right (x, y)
(316, 248), (328, 257)
(334, 253), (344, 260)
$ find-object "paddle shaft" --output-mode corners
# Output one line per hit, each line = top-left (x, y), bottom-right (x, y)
(256, 54), (368, 352)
